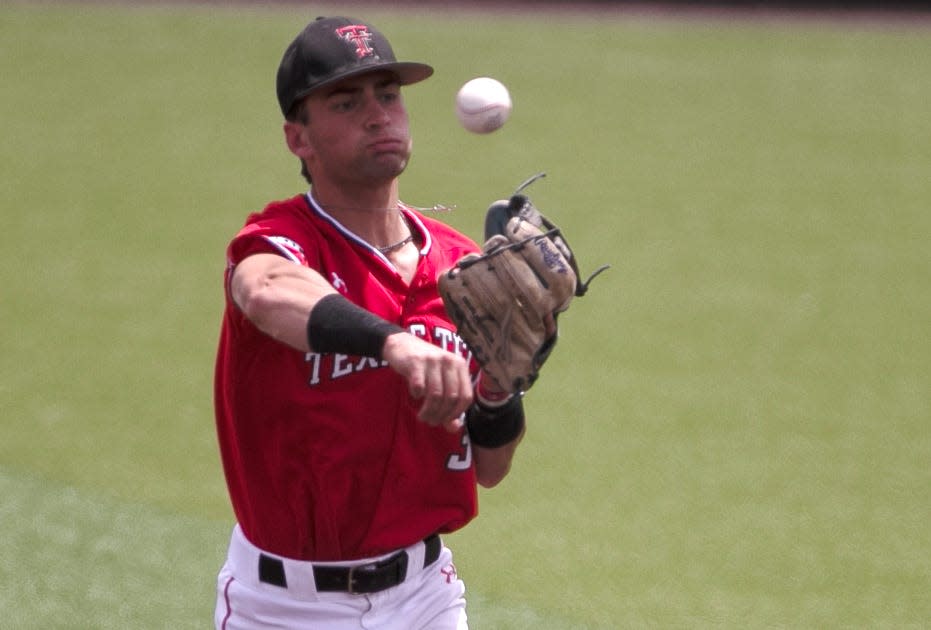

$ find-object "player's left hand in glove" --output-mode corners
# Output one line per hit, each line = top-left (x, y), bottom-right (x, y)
(438, 174), (608, 394)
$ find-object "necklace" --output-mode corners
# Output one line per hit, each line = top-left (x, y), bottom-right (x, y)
(376, 234), (413, 254)
(376, 211), (416, 254)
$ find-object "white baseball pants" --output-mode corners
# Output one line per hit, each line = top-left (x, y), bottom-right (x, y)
(215, 525), (468, 629)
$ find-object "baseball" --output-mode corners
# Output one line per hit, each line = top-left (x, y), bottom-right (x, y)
(455, 77), (512, 134)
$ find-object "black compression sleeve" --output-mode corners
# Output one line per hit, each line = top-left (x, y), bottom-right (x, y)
(307, 294), (405, 359)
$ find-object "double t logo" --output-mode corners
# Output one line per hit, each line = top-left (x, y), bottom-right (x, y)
(336, 25), (376, 59)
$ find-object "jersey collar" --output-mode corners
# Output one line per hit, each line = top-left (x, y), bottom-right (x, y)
(303, 192), (433, 260)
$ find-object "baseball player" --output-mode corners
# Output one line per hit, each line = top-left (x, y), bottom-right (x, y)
(212, 16), (529, 629)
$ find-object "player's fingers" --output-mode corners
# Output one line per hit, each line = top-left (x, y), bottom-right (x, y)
(417, 355), (471, 426)
(405, 363), (427, 401)
(452, 361), (474, 416)
(416, 370), (453, 425)
(436, 358), (466, 418)
(443, 415), (465, 433)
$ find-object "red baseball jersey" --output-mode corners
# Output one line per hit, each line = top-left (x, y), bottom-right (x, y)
(214, 193), (481, 561)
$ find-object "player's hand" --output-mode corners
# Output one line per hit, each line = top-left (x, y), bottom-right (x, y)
(381, 332), (473, 431)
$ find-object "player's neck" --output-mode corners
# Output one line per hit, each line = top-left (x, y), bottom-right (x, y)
(310, 182), (407, 247)
(312, 179), (397, 212)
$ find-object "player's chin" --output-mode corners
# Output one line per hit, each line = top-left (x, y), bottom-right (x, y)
(362, 154), (409, 180)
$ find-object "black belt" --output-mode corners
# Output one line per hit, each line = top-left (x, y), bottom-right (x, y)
(258, 534), (442, 594)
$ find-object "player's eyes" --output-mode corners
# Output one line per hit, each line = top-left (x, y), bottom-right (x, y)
(330, 98), (355, 112)
(327, 87), (399, 113)
(378, 92), (400, 105)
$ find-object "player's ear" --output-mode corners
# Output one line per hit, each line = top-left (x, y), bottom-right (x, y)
(283, 121), (313, 161)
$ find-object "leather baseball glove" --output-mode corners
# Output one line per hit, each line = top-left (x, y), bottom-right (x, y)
(438, 174), (608, 394)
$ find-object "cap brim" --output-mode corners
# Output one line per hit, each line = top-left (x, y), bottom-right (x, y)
(295, 61), (434, 104)
(390, 62), (435, 86)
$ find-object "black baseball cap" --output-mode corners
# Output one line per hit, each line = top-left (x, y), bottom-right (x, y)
(276, 16), (434, 117)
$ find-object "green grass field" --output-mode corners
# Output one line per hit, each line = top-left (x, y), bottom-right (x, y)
(2, 2), (929, 628)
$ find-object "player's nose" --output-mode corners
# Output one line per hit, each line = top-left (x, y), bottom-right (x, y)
(364, 103), (391, 128)
(360, 93), (394, 127)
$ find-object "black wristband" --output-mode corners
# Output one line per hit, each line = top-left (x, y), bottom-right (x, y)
(307, 294), (405, 359)
(465, 395), (525, 448)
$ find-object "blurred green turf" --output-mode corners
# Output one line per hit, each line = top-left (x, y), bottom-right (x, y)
(1, 2), (929, 628)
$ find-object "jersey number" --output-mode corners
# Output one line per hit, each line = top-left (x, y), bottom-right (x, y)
(446, 432), (472, 471)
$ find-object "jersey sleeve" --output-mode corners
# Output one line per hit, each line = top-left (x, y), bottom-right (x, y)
(223, 200), (317, 304)
(228, 221), (310, 267)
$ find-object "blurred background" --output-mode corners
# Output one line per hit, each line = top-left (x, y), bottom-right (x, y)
(1, 1), (928, 628)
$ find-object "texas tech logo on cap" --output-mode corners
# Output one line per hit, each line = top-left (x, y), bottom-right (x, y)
(336, 25), (376, 59)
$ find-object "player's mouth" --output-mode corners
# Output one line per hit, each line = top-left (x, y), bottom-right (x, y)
(368, 137), (407, 154)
